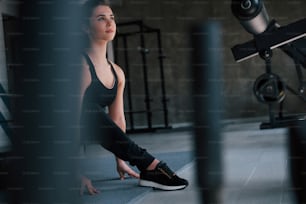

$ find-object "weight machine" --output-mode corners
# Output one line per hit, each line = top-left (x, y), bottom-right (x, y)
(113, 20), (171, 133)
(231, 0), (306, 129)
(231, 1), (306, 201)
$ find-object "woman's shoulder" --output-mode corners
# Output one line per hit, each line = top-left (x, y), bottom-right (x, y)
(81, 53), (91, 70)
(109, 61), (125, 81)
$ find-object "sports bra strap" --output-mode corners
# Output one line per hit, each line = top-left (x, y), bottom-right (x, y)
(83, 53), (98, 80)
(82, 53), (118, 86)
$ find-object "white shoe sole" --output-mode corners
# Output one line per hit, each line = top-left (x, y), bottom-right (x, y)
(139, 179), (187, 191)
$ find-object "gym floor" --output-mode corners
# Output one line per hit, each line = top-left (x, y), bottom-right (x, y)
(82, 118), (296, 204)
(0, 118), (297, 203)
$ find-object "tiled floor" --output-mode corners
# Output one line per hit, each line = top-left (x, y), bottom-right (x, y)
(83, 120), (297, 203)
(0, 120), (298, 203)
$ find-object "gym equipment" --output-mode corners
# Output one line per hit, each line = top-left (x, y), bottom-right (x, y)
(231, 0), (306, 129)
(253, 73), (286, 104)
(113, 20), (170, 133)
(192, 22), (223, 204)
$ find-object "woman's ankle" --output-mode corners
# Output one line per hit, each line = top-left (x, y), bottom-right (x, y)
(146, 159), (160, 171)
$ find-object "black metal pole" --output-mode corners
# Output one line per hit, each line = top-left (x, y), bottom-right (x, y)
(139, 22), (152, 129)
(122, 36), (135, 131)
(11, 1), (81, 203)
(288, 121), (306, 204)
(156, 29), (170, 128)
(191, 21), (223, 204)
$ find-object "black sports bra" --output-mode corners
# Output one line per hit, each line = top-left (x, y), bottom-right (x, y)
(82, 53), (118, 108)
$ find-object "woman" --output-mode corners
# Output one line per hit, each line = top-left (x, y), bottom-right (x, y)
(80, 0), (188, 195)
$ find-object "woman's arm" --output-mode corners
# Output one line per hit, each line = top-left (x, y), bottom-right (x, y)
(75, 56), (91, 140)
(77, 57), (92, 123)
(108, 63), (126, 132)
(79, 57), (99, 195)
(108, 63), (139, 179)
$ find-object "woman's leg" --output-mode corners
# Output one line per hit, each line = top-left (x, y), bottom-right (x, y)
(81, 110), (188, 191)
(94, 111), (155, 171)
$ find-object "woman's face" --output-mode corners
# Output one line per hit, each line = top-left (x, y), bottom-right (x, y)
(87, 5), (116, 42)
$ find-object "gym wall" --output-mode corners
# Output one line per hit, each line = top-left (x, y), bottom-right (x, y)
(112, 0), (306, 128)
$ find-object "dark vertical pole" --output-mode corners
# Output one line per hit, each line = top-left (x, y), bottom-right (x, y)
(288, 121), (306, 204)
(11, 1), (81, 203)
(262, 50), (276, 127)
(139, 22), (152, 129)
(123, 36), (135, 131)
(156, 29), (170, 128)
(191, 21), (223, 204)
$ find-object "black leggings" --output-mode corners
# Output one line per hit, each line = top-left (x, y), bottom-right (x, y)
(81, 110), (155, 171)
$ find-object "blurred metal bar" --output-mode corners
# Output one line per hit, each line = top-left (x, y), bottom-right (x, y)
(191, 21), (224, 204)
(10, 1), (82, 203)
(288, 121), (306, 204)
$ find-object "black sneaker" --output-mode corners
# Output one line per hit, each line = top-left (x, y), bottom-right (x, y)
(139, 161), (188, 191)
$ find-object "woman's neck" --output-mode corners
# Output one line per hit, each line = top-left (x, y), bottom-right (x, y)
(87, 41), (109, 65)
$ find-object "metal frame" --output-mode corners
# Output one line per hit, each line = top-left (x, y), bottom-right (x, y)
(114, 20), (170, 133)
(231, 18), (306, 129)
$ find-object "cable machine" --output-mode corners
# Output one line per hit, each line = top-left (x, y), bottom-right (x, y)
(231, 0), (306, 129)
(114, 20), (171, 133)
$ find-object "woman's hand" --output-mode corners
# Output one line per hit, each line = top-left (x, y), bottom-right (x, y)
(116, 158), (139, 180)
(80, 176), (100, 196)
